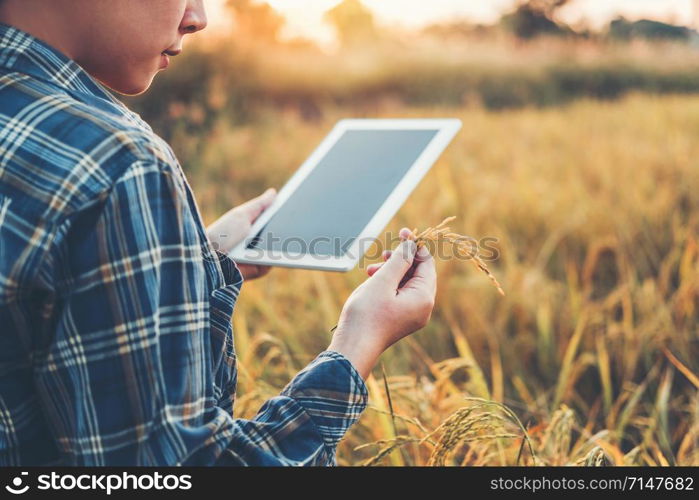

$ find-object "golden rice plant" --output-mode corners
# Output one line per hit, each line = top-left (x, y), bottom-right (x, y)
(408, 216), (505, 296)
(355, 396), (538, 466)
(217, 94), (698, 466)
(580, 446), (613, 466)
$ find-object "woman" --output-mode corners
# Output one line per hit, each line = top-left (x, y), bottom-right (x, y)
(0, 0), (436, 465)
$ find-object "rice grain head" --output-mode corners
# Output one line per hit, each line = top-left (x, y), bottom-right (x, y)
(408, 216), (505, 296)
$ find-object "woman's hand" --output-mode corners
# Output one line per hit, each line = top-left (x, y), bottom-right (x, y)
(207, 188), (277, 281)
(328, 227), (437, 379)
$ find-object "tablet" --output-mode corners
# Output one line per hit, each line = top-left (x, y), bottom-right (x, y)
(228, 118), (462, 272)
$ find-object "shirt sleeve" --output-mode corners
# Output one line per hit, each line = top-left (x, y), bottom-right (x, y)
(38, 159), (368, 466)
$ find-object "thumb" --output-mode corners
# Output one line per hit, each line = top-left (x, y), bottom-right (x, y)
(243, 188), (277, 223)
(374, 239), (417, 287)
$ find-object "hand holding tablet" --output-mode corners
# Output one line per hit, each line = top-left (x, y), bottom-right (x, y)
(206, 187), (279, 280)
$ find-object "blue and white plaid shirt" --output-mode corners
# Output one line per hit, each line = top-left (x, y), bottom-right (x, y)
(0, 23), (367, 466)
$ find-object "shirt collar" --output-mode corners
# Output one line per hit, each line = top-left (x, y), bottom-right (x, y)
(0, 22), (120, 104)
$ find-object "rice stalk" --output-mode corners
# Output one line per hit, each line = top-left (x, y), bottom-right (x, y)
(409, 216), (505, 296)
(358, 436), (424, 466)
(424, 398), (537, 466)
(541, 405), (575, 464)
(580, 446), (613, 466)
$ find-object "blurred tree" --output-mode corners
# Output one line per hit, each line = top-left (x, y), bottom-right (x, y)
(609, 17), (692, 41)
(226, 0), (284, 45)
(324, 0), (377, 48)
(500, 0), (574, 39)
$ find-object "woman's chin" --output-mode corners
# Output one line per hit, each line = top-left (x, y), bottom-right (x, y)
(97, 72), (156, 97)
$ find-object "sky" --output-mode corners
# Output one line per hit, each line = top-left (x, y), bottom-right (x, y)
(207, 0), (697, 45)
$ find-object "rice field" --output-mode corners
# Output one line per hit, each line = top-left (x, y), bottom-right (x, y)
(182, 92), (698, 466)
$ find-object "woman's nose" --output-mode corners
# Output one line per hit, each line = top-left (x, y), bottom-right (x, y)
(181, 0), (208, 34)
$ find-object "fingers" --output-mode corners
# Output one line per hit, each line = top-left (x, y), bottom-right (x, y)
(373, 239), (417, 287)
(237, 262), (272, 281)
(366, 250), (392, 276)
(239, 188), (277, 223)
(399, 246), (436, 296)
(399, 227), (413, 241)
(365, 228), (419, 280)
(255, 265), (272, 279)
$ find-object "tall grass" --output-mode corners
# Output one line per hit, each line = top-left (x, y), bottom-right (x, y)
(162, 92), (699, 466)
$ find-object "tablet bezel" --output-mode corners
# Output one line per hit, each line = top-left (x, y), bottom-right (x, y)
(228, 118), (462, 272)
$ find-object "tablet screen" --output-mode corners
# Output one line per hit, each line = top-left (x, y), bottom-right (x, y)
(246, 129), (439, 257)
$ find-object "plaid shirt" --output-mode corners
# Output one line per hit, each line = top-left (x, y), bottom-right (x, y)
(0, 23), (367, 466)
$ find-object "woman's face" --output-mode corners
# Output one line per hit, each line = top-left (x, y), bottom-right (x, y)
(70, 0), (207, 95)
